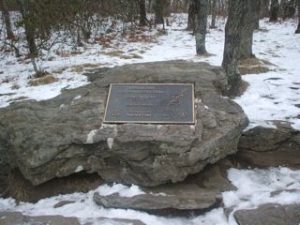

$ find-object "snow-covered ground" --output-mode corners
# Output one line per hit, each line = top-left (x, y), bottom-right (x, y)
(1, 14), (299, 129)
(1, 14), (300, 225)
(1, 168), (300, 225)
(235, 20), (300, 130)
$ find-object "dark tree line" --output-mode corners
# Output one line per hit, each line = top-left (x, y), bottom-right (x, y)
(1, 0), (300, 88)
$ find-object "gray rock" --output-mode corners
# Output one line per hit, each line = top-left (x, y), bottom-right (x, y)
(0, 212), (80, 225)
(237, 124), (300, 168)
(0, 122), (9, 195)
(0, 211), (145, 225)
(93, 159), (235, 215)
(94, 184), (220, 216)
(234, 204), (300, 225)
(53, 200), (76, 208)
(83, 217), (146, 225)
(0, 60), (248, 187)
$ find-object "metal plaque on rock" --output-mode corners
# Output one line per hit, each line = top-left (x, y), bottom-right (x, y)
(104, 83), (195, 124)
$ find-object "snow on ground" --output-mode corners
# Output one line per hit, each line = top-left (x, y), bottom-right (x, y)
(1, 14), (299, 129)
(0, 14), (221, 108)
(0, 168), (300, 225)
(235, 19), (300, 130)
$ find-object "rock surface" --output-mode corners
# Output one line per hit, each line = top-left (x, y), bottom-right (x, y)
(238, 124), (300, 168)
(0, 60), (248, 187)
(0, 212), (80, 225)
(6, 170), (103, 202)
(234, 204), (300, 225)
(93, 159), (235, 215)
(94, 189), (219, 216)
(0, 211), (145, 225)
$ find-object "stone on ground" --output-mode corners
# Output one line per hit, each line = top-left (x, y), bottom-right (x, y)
(0, 211), (145, 225)
(234, 204), (300, 225)
(93, 159), (235, 215)
(238, 123), (300, 168)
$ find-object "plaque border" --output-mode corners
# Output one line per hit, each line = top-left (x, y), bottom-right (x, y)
(103, 83), (195, 124)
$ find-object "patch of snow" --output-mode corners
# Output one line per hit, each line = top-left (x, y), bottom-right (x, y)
(149, 192), (168, 197)
(73, 95), (82, 100)
(107, 138), (114, 149)
(86, 129), (98, 144)
(59, 104), (66, 110)
(235, 19), (300, 130)
(1, 168), (299, 225)
(75, 165), (84, 173)
(223, 167), (300, 224)
(97, 184), (145, 198)
(194, 98), (202, 104)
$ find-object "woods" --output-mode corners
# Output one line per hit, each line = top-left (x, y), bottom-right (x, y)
(0, 0), (299, 88)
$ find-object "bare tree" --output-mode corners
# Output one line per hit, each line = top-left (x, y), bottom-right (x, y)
(195, 0), (208, 55)
(153, 0), (164, 24)
(152, 0), (170, 27)
(260, 0), (270, 18)
(0, 0), (15, 40)
(210, 0), (217, 28)
(187, 0), (196, 30)
(240, 0), (258, 59)
(254, 0), (261, 29)
(139, 0), (147, 26)
(270, 0), (280, 22)
(16, 0), (40, 76)
(280, 0), (296, 19)
(296, 0), (300, 33)
(222, 0), (244, 94)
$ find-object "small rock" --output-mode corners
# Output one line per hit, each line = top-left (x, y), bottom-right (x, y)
(234, 204), (300, 225)
(53, 200), (76, 208)
(0, 211), (146, 225)
(0, 212), (80, 225)
(237, 124), (300, 168)
(94, 186), (220, 216)
(83, 217), (146, 225)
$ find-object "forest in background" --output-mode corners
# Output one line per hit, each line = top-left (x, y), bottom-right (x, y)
(0, 0), (300, 94)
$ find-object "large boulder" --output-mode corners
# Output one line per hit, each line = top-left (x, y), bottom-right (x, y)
(237, 124), (300, 168)
(0, 61), (248, 187)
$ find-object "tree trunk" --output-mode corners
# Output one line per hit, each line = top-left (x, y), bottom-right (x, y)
(195, 0), (208, 55)
(222, 0), (244, 94)
(280, 0), (296, 19)
(187, 0), (196, 30)
(240, 0), (257, 59)
(210, 0), (217, 28)
(254, 0), (261, 29)
(260, 0), (270, 18)
(17, 0), (38, 58)
(0, 0), (15, 40)
(139, 0), (147, 26)
(17, 0), (40, 76)
(153, 0), (164, 24)
(270, 0), (280, 22)
(296, 0), (300, 33)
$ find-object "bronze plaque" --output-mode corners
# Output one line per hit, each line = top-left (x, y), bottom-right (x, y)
(104, 83), (195, 124)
